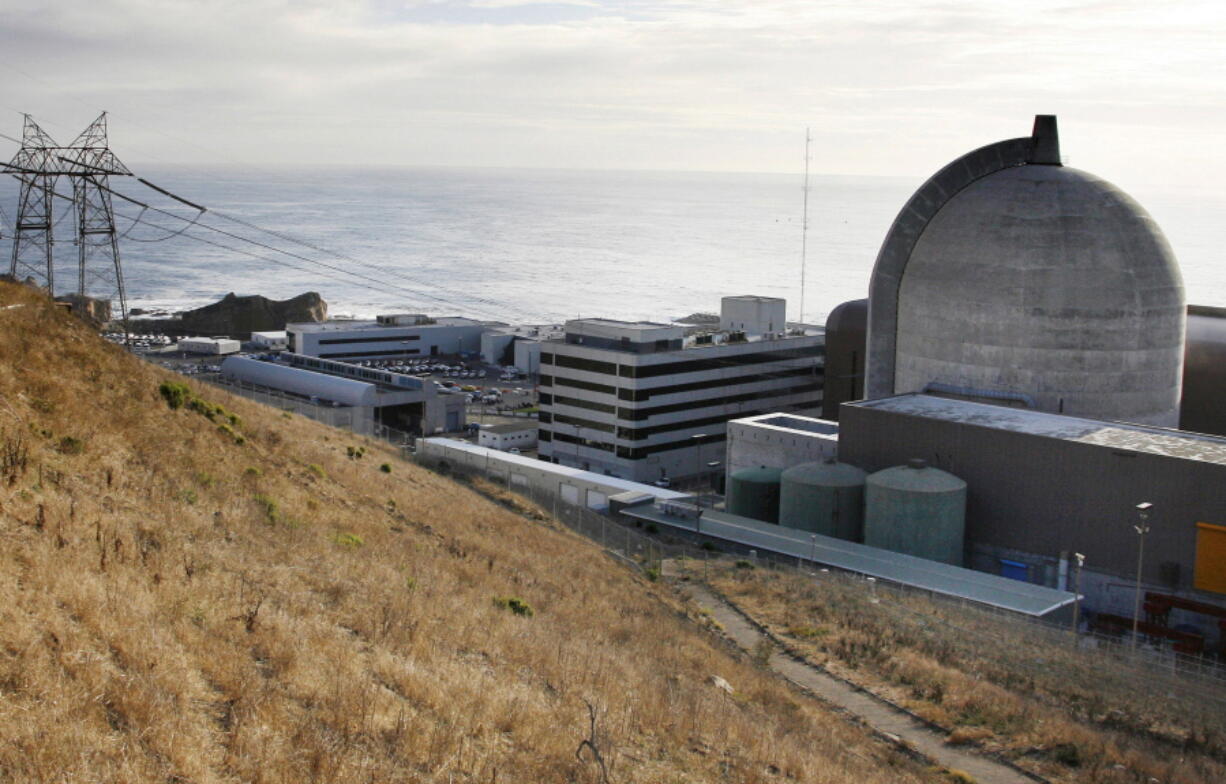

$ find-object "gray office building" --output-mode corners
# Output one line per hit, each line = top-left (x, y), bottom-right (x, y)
(538, 296), (823, 484)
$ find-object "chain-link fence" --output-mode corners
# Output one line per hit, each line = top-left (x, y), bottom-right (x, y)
(741, 543), (1226, 705)
(409, 449), (1226, 709)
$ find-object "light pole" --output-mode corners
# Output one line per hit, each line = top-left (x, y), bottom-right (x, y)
(691, 433), (708, 512)
(1071, 552), (1085, 637)
(1132, 502), (1153, 649)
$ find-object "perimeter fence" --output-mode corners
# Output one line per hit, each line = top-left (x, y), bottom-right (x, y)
(410, 449), (1226, 713)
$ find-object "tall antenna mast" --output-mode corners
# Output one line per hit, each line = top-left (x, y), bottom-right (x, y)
(799, 126), (811, 326)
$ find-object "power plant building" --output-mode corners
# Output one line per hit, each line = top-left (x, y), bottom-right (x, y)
(839, 394), (1226, 621)
(865, 115), (1186, 426)
(287, 313), (491, 361)
(537, 296), (824, 483)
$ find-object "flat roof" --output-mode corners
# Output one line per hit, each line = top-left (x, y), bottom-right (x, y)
(623, 505), (1078, 617)
(420, 438), (690, 499)
(849, 394), (1226, 467)
(722, 295), (785, 303)
(567, 318), (676, 331)
(289, 317), (486, 332)
(735, 412), (839, 436)
(482, 422), (537, 434)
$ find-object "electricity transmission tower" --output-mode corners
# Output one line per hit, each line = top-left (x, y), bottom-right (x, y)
(6, 112), (133, 322)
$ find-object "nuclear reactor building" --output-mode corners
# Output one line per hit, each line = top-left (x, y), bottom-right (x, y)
(864, 115), (1186, 426)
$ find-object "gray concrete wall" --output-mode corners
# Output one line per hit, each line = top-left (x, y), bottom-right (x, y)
(838, 402), (1226, 597)
(725, 419), (837, 476)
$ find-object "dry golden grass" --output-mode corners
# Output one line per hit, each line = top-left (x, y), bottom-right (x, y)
(695, 561), (1226, 784)
(0, 282), (943, 783)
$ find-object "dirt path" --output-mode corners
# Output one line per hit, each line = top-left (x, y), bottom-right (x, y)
(679, 579), (1041, 784)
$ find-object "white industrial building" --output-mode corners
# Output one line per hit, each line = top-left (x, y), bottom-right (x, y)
(418, 437), (687, 511)
(725, 412), (839, 475)
(251, 331), (288, 350)
(287, 313), (493, 361)
(219, 354), (466, 435)
(477, 422), (539, 452)
(179, 337), (241, 355)
(537, 296), (824, 484)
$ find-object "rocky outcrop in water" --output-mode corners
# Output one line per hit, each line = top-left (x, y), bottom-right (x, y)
(175, 292), (327, 337)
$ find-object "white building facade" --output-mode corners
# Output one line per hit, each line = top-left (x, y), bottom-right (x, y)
(287, 314), (490, 361)
(538, 298), (824, 484)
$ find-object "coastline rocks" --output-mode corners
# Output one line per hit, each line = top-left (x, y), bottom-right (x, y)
(129, 292), (327, 338)
(178, 292), (327, 337)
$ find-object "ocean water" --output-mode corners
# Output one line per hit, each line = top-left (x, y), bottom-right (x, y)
(2, 165), (1224, 325)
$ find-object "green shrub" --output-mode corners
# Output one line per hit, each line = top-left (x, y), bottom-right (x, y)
(244, 466), (262, 479)
(253, 493), (279, 524)
(158, 381), (191, 410)
(735, 559), (755, 570)
(307, 463), (326, 479)
(644, 566), (660, 582)
(333, 532), (364, 548)
(494, 596), (534, 617)
(379, 463), (392, 473)
(179, 489), (198, 505)
(701, 541), (718, 552)
(57, 436), (84, 455)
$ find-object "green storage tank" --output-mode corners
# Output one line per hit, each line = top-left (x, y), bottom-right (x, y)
(726, 466), (783, 524)
(779, 459), (867, 541)
(864, 459), (967, 565)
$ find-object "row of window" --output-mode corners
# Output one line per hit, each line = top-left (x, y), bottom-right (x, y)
(541, 345), (822, 379)
(316, 334), (422, 346)
(548, 429), (727, 460)
(541, 364), (821, 402)
(543, 394), (818, 443)
(317, 348), (422, 359)
(545, 380), (822, 423)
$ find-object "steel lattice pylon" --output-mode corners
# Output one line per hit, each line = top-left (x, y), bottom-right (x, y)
(8, 115), (61, 293)
(6, 112), (133, 324)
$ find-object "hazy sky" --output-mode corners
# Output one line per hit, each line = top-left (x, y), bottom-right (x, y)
(2, 0), (1224, 191)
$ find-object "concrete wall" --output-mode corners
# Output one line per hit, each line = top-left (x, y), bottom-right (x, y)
(290, 322), (486, 359)
(1181, 305), (1226, 436)
(720, 296), (786, 336)
(838, 402), (1226, 599)
(725, 417), (838, 475)
(821, 299), (867, 420)
(514, 340), (541, 376)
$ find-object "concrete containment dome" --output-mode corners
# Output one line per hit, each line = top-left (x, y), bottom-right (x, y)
(866, 116), (1186, 426)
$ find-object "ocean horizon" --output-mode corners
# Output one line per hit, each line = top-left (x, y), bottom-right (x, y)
(3, 164), (1223, 326)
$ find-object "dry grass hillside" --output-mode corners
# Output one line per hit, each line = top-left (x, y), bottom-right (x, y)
(697, 561), (1226, 784)
(0, 282), (944, 784)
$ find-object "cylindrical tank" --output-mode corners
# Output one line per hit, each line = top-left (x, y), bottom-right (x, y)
(726, 466), (783, 524)
(779, 459), (867, 541)
(864, 459), (967, 565)
(822, 299), (868, 421)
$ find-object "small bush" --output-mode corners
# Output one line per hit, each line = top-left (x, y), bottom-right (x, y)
(379, 463), (392, 473)
(644, 566), (660, 582)
(307, 463), (326, 479)
(179, 489), (198, 505)
(735, 560), (755, 570)
(280, 411), (292, 419)
(57, 436), (84, 455)
(217, 422), (243, 444)
(404, 576), (418, 592)
(195, 471), (216, 488)
(789, 625), (827, 639)
(253, 493), (279, 524)
(244, 466), (262, 479)
(701, 541), (718, 552)
(333, 532), (364, 548)
(494, 596), (534, 617)
(158, 380), (191, 410)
